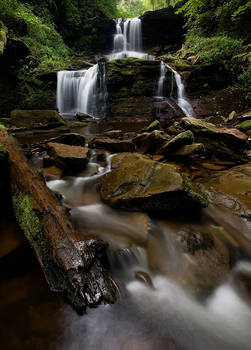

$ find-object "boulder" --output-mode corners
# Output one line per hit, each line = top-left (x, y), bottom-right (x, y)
(237, 120), (251, 133)
(172, 143), (206, 157)
(46, 133), (86, 147)
(140, 8), (185, 50)
(132, 132), (150, 147)
(46, 142), (90, 172)
(137, 130), (169, 154)
(158, 131), (194, 155)
(10, 110), (65, 129)
(153, 99), (186, 122)
(181, 117), (248, 148)
(89, 138), (135, 153)
(100, 153), (209, 212)
(104, 130), (123, 138)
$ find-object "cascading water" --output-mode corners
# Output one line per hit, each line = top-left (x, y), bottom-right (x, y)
(169, 65), (194, 117)
(57, 16), (193, 118)
(109, 17), (151, 60)
(57, 63), (107, 117)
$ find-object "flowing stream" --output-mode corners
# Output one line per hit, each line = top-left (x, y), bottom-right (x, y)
(57, 17), (193, 117)
(2, 16), (250, 350)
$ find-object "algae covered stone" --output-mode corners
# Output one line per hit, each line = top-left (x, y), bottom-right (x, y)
(100, 153), (209, 212)
(10, 110), (65, 129)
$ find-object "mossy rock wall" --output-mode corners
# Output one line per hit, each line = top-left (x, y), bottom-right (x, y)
(106, 58), (172, 119)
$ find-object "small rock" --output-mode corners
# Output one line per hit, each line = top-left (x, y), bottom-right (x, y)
(172, 143), (205, 157)
(104, 130), (123, 138)
(228, 111), (237, 121)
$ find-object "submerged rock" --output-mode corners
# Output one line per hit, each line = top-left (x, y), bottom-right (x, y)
(46, 142), (90, 172)
(100, 153), (209, 212)
(10, 110), (65, 129)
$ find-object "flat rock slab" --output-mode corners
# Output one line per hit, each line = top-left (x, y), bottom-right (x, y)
(159, 130), (194, 155)
(100, 153), (209, 212)
(89, 138), (135, 153)
(10, 110), (65, 129)
(47, 142), (90, 172)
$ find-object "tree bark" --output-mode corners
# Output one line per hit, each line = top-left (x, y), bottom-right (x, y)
(0, 131), (116, 313)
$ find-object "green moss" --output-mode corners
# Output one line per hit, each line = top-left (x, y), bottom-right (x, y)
(12, 192), (42, 247)
(0, 20), (7, 54)
(238, 120), (251, 132)
(145, 120), (160, 132)
(182, 174), (210, 208)
(0, 123), (6, 131)
(71, 121), (87, 128)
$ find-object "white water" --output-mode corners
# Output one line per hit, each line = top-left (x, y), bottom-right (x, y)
(169, 65), (194, 117)
(57, 16), (193, 118)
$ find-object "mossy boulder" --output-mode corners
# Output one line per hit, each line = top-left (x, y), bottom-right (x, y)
(100, 153), (209, 212)
(181, 117), (248, 148)
(10, 110), (65, 129)
(144, 120), (160, 132)
(46, 142), (91, 173)
(159, 131), (194, 155)
(237, 120), (251, 133)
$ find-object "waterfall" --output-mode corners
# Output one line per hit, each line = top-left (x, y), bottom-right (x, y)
(156, 61), (166, 100)
(57, 63), (107, 118)
(56, 16), (193, 118)
(110, 17), (151, 60)
(170, 67), (194, 117)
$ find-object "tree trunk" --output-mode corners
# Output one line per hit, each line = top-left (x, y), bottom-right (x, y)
(0, 131), (116, 313)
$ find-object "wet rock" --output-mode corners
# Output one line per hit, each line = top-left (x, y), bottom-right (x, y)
(135, 271), (154, 288)
(172, 143), (206, 157)
(45, 133), (86, 147)
(132, 132), (150, 147)
(237, 120), (251, 133)
(158, 130), (194, 155)
(181, 117), (248, 149)
(10, 110), (65, 129)
(137, 130), (169, 154)
(206, 115), (226, 126)
(166, 121), (185, 135)
(100, 153), (209, 212)
(89, 138), (135, 153)
(104, 130), (123, 138)
(153, 99), (186, 122)
(228, 111), (237, 122)
(43, 166), (63, 181)
(237, 111), (251, 122)
(46, 142), (90, 172)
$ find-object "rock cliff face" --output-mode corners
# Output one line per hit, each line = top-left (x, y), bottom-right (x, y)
(140, 8), (185, 51)
(106, 58), (172, 120)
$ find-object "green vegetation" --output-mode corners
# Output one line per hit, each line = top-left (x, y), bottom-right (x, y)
(12, 192), (42, 247)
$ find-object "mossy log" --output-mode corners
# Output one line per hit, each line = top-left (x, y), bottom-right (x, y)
(0, 131), (116, 313)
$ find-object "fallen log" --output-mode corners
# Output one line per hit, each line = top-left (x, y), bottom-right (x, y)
(0, 131), (116, 313)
